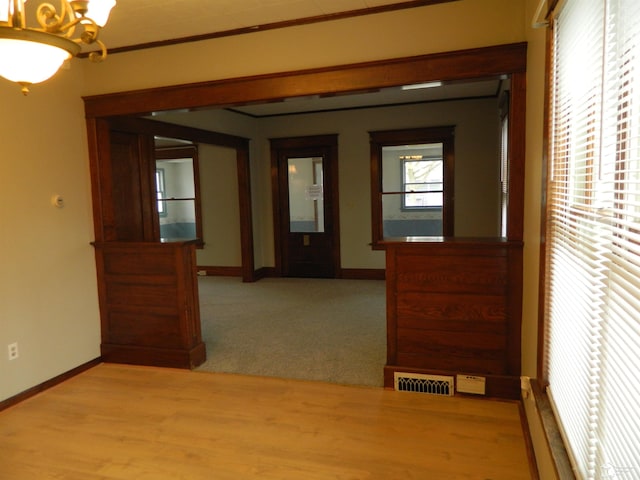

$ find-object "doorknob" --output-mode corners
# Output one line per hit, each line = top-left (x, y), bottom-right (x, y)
(303, 234), (310, 246)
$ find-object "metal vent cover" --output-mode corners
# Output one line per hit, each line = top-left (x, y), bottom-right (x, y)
(394, 372), (454, 396)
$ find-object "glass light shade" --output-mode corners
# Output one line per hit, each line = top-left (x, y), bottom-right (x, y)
(0, 0), (28, 24)
(0, 32), (76, 84)
(86, 0), (116, 27)
(0, 1), (7, 24)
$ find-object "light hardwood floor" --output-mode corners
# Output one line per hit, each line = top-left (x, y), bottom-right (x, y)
(0, 363), (534, 479)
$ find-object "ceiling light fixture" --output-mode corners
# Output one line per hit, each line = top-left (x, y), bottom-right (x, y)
(0, 0), (116, 94)
(401, 81), (443, 90)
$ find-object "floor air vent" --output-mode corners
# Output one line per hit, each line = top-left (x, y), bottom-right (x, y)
(394, 372), (454, 396)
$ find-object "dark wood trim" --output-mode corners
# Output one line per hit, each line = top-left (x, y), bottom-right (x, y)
(108, 116), (250, 149)
(0, 358), (101, 412)
(519, 400), (542, 480)
(270, 141), (284, 276)
(329, 140), (341, 278)
(386, 241), (399, 365)
(254, 266), (277, 280)
(548, 0), (561, 17)
(155, 146), (198, 160)
(530, 380), (576, 480)
(198, 266), (385, 280)
(96, 129), (156, 241)
(507, 71), (527, 242)
(81, 1), (460, 58)
(82, 43), (528, 118)
(370, 131), (383, 249)
(101, 343), (206, 370)
(85, 117), (112, 242)
(506, 243), (524, 376)
(140, 133), (159, 241)
(237, 145), (255, 282)
(340, 268), (386, 280)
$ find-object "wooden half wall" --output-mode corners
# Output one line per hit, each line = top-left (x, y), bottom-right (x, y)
(93, 241), (206, 369)
(384, 239), (523, 399)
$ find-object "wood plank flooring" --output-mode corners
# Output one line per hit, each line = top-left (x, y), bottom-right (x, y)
(0, 363), (533, 479)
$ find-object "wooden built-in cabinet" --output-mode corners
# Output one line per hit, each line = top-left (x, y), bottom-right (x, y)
(93, 240), (206, 369)
(384, 239), (523, 399)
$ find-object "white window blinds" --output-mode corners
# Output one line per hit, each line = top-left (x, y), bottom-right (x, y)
(545, 0), (640, 478)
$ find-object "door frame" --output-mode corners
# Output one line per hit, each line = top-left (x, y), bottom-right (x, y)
(270, 134), (341, 277)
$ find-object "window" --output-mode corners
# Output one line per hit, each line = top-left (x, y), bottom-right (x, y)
(499, 92), (510, 238)
(155, 168), (167, 217)
(369, 126), (454, 247)
(154, 145), (203, 243)
(401, 155), (444, 210)
(543, 0), (640, 478)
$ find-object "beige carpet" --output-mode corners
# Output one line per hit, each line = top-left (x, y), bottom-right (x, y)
(196, 276), (386, 387)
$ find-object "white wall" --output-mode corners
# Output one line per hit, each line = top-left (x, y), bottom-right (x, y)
(158, 159), (196, 227)
(0, 63), (101, 401)
(258, 99), (501, 266)
(196, 144), (241, 267)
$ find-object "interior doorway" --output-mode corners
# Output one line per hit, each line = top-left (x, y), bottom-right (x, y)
(84, 44), (527, 372)
(271, 135), (340, 278)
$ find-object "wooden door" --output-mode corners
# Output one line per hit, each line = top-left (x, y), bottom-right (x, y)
(271, 135), (340, 278)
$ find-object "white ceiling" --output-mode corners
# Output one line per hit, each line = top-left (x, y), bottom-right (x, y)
(99, 0), (425, 50)
(227, 78), (501, 117)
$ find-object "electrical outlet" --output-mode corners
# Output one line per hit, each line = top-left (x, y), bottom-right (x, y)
(521, 375), (532, 399)
(456, 374), (486, 395)
(8, 343), (18, 361)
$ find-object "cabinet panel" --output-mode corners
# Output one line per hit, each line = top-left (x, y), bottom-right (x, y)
(104, 251), (176, 276)
(94, 241), (206, 369)
(106, 309), (182, 348)
(384, 240), (522, 399)
(397, 292), (506, 332)
(395, 254), (508, 295)
(396, 329), (507, 373)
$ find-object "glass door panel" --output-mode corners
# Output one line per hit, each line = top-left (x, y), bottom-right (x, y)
(287, 156), (325, 233)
